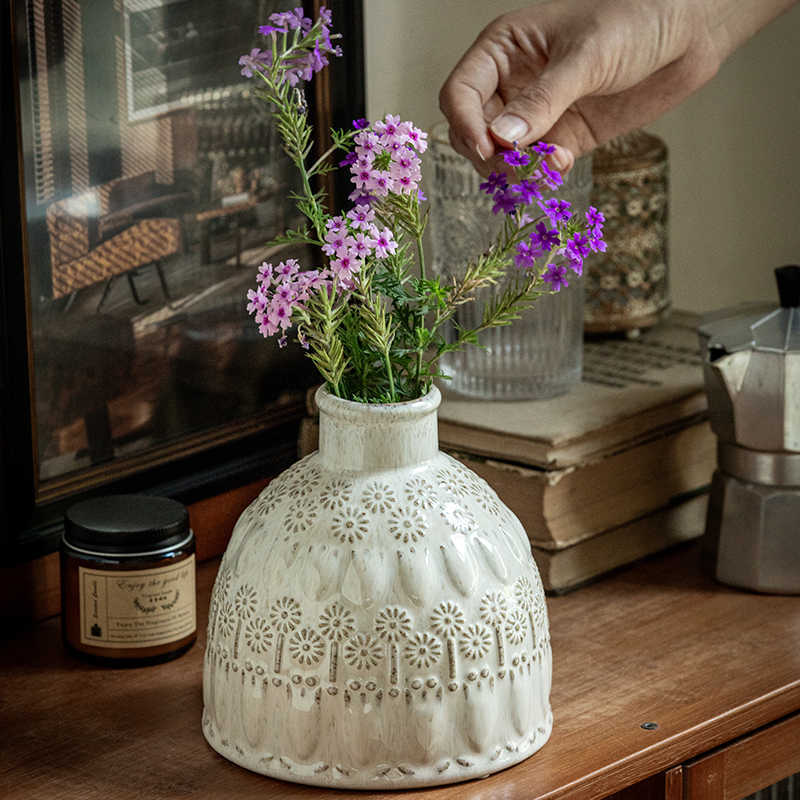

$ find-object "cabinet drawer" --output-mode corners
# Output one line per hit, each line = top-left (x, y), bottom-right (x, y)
(685, 713), (800, 800)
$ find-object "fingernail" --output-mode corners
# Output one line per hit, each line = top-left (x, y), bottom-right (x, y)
(476, 144), (486, 162)
(551, 145), (573, 172)
(490, 114), (529, 143)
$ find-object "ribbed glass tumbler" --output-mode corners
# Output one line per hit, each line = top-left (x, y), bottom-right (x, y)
(429, 124), (592, 400)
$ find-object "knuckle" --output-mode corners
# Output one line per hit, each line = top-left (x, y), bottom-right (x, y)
(521, 82), (555, 117)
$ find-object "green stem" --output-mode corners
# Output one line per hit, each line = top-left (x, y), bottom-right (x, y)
(383, 351), (396, 402)
(414, 349), (424, 395)
(416, 232), (426, 282)
(307, 131), (358, 178)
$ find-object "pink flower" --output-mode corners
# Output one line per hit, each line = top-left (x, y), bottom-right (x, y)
(346, 205), (375, 230)
(350, 232), (375, 258)
(276, 259), (300, 278)
(372, 228), (397, 259)
(326, 215), (345, 233)
(256, 261), (273, 285)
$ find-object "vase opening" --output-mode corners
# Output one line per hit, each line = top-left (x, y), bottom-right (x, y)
(316, 385), (441, 472)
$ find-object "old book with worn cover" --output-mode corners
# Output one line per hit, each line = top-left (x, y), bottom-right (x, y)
(533, 492), (708, 593)
(438, 311), (706, 468)
(456, 419), (715, 549)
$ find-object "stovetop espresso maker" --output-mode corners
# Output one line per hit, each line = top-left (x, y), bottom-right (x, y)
(699, 265), (800, 594)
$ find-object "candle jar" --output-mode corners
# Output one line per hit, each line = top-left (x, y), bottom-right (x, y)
(60, 494), (196, 666)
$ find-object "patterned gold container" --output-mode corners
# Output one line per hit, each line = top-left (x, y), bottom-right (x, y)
(585, 130), (670, 333)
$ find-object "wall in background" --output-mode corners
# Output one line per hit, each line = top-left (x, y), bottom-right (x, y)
(363, 1), (800, 313)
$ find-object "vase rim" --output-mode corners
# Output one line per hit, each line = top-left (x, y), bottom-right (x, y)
(315, 384), (441, 424)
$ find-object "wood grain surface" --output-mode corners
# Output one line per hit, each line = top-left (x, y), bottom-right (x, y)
(684, 713), (800, 800)
(2, 543), (799, 800)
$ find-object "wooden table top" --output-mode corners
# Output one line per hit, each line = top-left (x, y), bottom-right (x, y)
(2, 543), (799, 800)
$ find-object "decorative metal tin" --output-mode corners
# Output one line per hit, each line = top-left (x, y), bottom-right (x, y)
(585, 130), (670, 333)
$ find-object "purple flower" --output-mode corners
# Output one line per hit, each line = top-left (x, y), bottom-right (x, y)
(338, 151), (357, 167)
(348, 190), (373, 206)
(534, 141), (556, 155)
(249, 7), (340, 86)
(588, 228), (607, 253)
(530, 222), (560, 253)
(586, 206), (605, 229)
(540, 161), (563, 190)
(565, 250), (584, 276)
(480, 171), (507, 196)
(491, 188), (520, 216)
(238, 48), (272, 78)
(566, 232), (591, 261)
(502, 149), (531, 167)
(515, 240), (542, 269)
(542, 264), (569, 291)
(512, 177), (543, 204)
(538, 198), (572, 224)
(352, 118), (369, 129)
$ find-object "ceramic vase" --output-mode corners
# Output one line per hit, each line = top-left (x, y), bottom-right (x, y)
(202, 386), (552, 788)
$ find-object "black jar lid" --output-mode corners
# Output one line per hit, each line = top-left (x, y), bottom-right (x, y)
(63, 494), (191, 557)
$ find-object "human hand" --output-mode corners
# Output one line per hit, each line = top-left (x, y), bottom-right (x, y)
(439, 0), (724, 173)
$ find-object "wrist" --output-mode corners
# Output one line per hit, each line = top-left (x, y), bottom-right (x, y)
(704, 0), (797, 62)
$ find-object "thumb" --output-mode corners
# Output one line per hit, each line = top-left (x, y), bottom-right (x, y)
(489, 55), (590, 148)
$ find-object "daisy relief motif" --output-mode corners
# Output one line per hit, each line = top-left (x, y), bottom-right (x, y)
(331, 504), (370, 543)
(459, 623), (493, 660)
(404, 631), (442, 670)
(388, 507), (428, 543)
(343, 632), (383, 670)
(288, 627), (325, 666)
(439, 502), (477, 534)
(282, 505), (318, 536)
(404, 477), (436, 510)
(505, 608), (528, 646)
(360, 482), (397, 514)
(318, 478), (354, 510)
(244, 616), (273, 653)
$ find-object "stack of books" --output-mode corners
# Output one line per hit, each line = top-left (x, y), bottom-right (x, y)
(297, 312), (714, 593)
(438, 311), (713, 592)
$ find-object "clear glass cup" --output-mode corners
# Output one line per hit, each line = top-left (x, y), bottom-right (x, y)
(428, 123), (593, 400)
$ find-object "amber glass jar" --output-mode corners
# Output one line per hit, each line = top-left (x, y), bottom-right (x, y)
(61, 494), (196, 666)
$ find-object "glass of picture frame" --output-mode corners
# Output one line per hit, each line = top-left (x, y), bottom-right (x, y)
(2, 0), (364, 557)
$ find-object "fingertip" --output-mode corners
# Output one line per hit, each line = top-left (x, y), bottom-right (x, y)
(489, 113), (529, 147)
(550, 144), (574, 173)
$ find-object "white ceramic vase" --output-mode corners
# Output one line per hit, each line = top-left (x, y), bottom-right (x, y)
(202, 386), (552, 789)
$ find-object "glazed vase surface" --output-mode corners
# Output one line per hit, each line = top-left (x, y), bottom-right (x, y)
(202, 386), (552, 788)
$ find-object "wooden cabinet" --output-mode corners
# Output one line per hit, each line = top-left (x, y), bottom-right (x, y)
(2, 542), (799, 800)
(683, 714), (800, 800)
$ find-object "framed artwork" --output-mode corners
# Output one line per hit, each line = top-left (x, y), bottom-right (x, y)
(1, 0), (365, 560)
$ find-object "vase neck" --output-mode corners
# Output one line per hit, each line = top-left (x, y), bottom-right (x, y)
(316, 387), (440, 472)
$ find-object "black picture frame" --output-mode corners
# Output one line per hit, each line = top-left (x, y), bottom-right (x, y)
(0, 0), (365, 563)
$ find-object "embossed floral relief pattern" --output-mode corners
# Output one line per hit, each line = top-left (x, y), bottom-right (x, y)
(206, 452), (550, 695)
(207, 574), (549, 693)
(238, 457), (533, 559)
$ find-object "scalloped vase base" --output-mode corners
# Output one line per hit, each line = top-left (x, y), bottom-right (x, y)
(202, 387), (553, 789)
(202, 708), (553, 789)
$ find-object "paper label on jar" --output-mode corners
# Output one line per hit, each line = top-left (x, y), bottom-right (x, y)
(78, 556), (196, 649)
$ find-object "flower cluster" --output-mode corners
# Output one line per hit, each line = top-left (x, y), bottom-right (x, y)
(480, 146), (606, 291)
(340, 115), (428, 205)
(238, 7), (609, 403)
(321, 206), (398, 289)
(246, 260), (326, 346)
(239, 5), (341, 84)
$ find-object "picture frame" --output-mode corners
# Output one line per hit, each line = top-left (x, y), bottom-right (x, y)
(0, 0), (365, 562)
